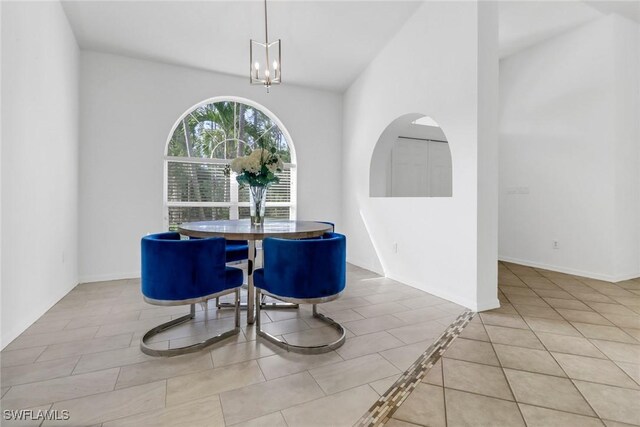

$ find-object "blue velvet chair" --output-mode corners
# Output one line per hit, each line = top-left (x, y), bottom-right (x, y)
(225, 239), (250, 263)
(254, 232), (347, 353)
(188, 237), (249, 263)
(140, 232), (243, 357)
(188, 237), (249, 308)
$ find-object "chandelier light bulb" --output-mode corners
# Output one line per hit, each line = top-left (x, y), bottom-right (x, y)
(249, 0), (281, 91)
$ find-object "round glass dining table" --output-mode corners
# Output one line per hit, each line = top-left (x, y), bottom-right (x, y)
(177, 219), (333, 324)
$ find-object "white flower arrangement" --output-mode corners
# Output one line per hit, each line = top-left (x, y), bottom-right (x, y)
(230, 147), (284, 187)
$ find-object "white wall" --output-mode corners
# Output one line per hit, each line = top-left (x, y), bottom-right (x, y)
(1, 1), (79, 348)
(499, 15), (640, 281)
(612, 16), (640, 280)
(342, 1), (499, 311)
(79, 52), (343, 282)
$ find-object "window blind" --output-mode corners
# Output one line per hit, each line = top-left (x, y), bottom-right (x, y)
(167, 162), (230, 203)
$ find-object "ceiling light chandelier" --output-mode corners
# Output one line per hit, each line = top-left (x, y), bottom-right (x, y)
(250, 0), (281, 92)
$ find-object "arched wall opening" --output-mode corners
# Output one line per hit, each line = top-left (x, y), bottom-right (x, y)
(370, 113), (452, 198)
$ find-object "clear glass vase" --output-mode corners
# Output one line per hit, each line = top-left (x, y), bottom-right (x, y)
(249, 185), (268, 226)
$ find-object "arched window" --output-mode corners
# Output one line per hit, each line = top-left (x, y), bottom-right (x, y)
(164, 98), (296, 230)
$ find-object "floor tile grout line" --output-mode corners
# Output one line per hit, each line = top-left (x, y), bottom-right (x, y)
(285, 381), (382, 424)
(3, 342), (337, 404)
(15, 346), (49, 366)
(611, 360), (640, 388)
(225, 410), (279, 427)
(513, 401), (606, 424)
(280, 409), (291, 427)
(69, 351), (85, 377)
(526, 335), (608, 360)
(441, 359), (448, 427)
(479, 313), (533, 426)
(567, 321), (640, 345)
(112, 367), (123, 392)
(4, 264), (635, 426)
(440, 384), (609, 421)
(163, 378), (168, 411)
(37, 402), (53, 427)
(2, 368), (140, 413)
(354, 310), (475, 427)
(26, 336), (135, 367)
(3, 327), (102, 353)
(509, 273), (640, 368)
(546, 350), (640, 391)
(498, 270), (624, 356)
(90, 379), (171, 427)
(442, 349), (640, 393)
(495, 277), (640, 362)
(1, 361), (81, 389)
(506, 267), (626, 421)
(251, 354), (273, 390)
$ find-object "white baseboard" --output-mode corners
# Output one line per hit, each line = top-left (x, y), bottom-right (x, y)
(498, 256), (640, 283)
(347, 258), (499, 312)
(345, 257), (384, 276)
(78, 271), (140, 284)
(385, 271), (481, 311)
(476, 297), (501, 312)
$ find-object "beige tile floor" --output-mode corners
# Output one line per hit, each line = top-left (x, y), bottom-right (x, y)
(0, 264), (464, 426)
(385, 262), (640, 427)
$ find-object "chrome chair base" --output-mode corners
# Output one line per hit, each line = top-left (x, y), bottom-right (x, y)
(255, 290), (345, 354)
(216, 292), (299, 310)
(140, 289), (241, 357)
(259, 298), (300, 310)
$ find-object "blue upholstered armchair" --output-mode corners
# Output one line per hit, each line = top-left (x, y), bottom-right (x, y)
(187, 237), (249, 263)
(140, 232), (243, 357)
(254, 232), (347, 353)
(188, 236), (250, 309)
(224, 239), (250, 263)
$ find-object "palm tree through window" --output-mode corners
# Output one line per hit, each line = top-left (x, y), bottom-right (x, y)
(164, 99), (296, 230)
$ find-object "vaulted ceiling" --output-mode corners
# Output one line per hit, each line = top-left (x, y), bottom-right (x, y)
(61, 1), (422, 91)
(61, 1), (635, 92)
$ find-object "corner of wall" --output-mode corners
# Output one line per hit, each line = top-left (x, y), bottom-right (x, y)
(1, 0), (82, 349)
(476, 0), (500, 309)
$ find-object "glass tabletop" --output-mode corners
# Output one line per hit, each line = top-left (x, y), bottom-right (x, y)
(177, 219), (332, 240)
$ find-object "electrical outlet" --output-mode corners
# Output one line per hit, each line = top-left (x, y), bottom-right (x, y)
(553, 240), (559, 250)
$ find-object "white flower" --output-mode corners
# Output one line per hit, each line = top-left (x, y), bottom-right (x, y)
(232, 148), (282, 175)
(230, 157), (245, 173)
